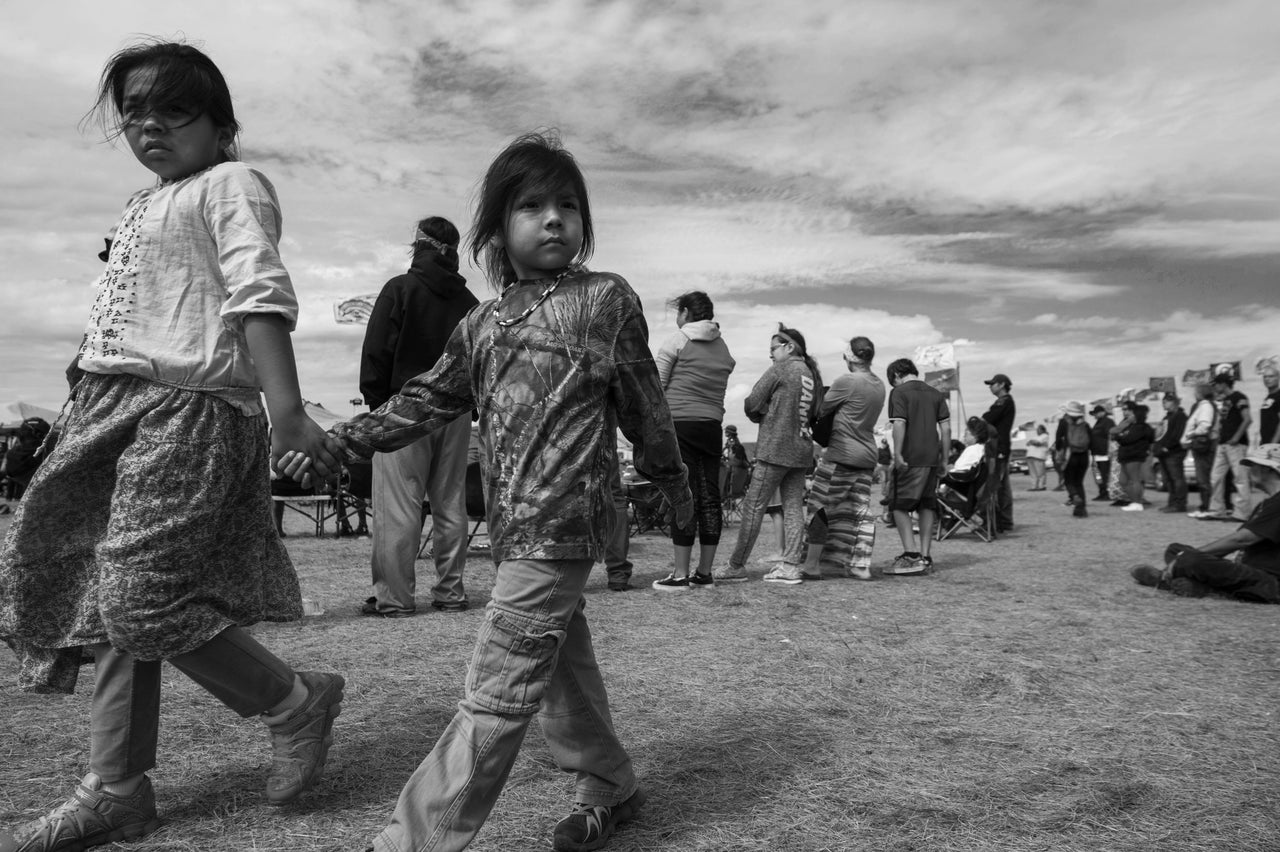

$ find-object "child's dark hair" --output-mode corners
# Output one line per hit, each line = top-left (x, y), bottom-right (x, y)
(774, 323), (823, 393)
(886, 358), (918, 384)
(89, 40), (240, 161)
(468, 131), (594, 289)
(966, 417), (990, 443)
(413, 216), (461, 253)
(668, 291), (714, 322)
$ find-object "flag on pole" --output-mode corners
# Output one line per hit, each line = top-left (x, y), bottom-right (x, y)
(334, 295), (380, 324)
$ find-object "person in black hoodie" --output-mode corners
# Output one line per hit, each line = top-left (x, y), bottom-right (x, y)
(359, 217), (479, 617)
(1089, 404), (1115, 501)
(1112, 402), (1156, 512)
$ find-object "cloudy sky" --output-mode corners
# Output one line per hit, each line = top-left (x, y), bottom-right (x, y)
(3, 0), (1278, 440)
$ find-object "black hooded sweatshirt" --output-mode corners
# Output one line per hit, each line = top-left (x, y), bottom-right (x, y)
(359, 246), (479, 409)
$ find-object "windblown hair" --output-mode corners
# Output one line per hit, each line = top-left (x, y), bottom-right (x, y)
(668, 291), (714, 322)
(89, 40), (240, 162)
(468, 131), (594, 290)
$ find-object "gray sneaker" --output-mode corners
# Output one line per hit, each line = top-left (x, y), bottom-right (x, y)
(265, 671), (345, 804)
(712, 565), (749, 583)
(0, 775), (161, 852)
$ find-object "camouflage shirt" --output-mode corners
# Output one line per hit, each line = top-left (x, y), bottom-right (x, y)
(333, 269), (691, 562)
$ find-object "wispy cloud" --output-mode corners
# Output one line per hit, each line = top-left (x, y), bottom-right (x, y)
(2, 0), (1279, 438)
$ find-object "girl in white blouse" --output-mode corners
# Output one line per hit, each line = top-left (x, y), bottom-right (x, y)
(0, 41), (344, 852)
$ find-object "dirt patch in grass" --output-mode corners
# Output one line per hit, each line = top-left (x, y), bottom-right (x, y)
(2, 488), (1278, 851)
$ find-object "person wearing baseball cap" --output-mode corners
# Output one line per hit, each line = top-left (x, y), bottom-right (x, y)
(1131, 445), (1280, 602)
(1207, 372), (1253, 522)
(980, 373), (1016, 532)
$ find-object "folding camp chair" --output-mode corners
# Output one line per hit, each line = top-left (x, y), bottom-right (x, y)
(271, 476), (336, 538)
(625, 476), (670, 536)
(418, 461), (488, 557)
(720, 462), (751, 525)
(333, 460), (372, 536)
(936, 450), (998, 542)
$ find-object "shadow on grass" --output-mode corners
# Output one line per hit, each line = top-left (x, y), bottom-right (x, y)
(632, 709), (846, 845)
(159, 701), (459, 821)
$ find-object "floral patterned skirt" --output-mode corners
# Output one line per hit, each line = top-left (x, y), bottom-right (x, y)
(0, 372), (301, 693)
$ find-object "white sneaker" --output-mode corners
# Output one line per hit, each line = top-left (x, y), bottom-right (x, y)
(1121, 503), (1145, 512)
(762, 565), (803, 585)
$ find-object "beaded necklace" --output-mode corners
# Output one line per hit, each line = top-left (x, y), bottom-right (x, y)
(493, 270), (570, 328)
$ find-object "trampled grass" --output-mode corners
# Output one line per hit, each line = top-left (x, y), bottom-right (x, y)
(2, 486), (1278, 851)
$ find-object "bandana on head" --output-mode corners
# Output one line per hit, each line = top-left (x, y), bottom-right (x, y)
(414, 229), (452, 254)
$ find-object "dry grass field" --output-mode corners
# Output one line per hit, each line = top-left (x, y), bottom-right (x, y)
(2, 485), (1278, 852)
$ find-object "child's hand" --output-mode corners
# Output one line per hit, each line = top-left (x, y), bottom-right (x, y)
(323, 433), (348, 459)
(271, 414), (343, 481)
(277, 450), (314, 488)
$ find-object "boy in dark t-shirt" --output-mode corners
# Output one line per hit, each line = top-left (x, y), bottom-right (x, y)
(1131, 445), (1280, 602)
(885, 358), (950, 575)
(1208, 373), (1252, 521)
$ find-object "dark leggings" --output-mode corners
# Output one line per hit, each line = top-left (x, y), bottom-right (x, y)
(1064, 451), (1090, 506)
(671, 449), (722, 547)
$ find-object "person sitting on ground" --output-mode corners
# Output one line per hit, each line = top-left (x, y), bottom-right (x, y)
(1130, 444), (1280, 602)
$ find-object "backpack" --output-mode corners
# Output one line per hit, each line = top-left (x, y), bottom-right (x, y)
(1067, 419), (1089, 451)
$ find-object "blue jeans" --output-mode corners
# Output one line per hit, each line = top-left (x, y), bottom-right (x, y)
(372, 559), (636, 852)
